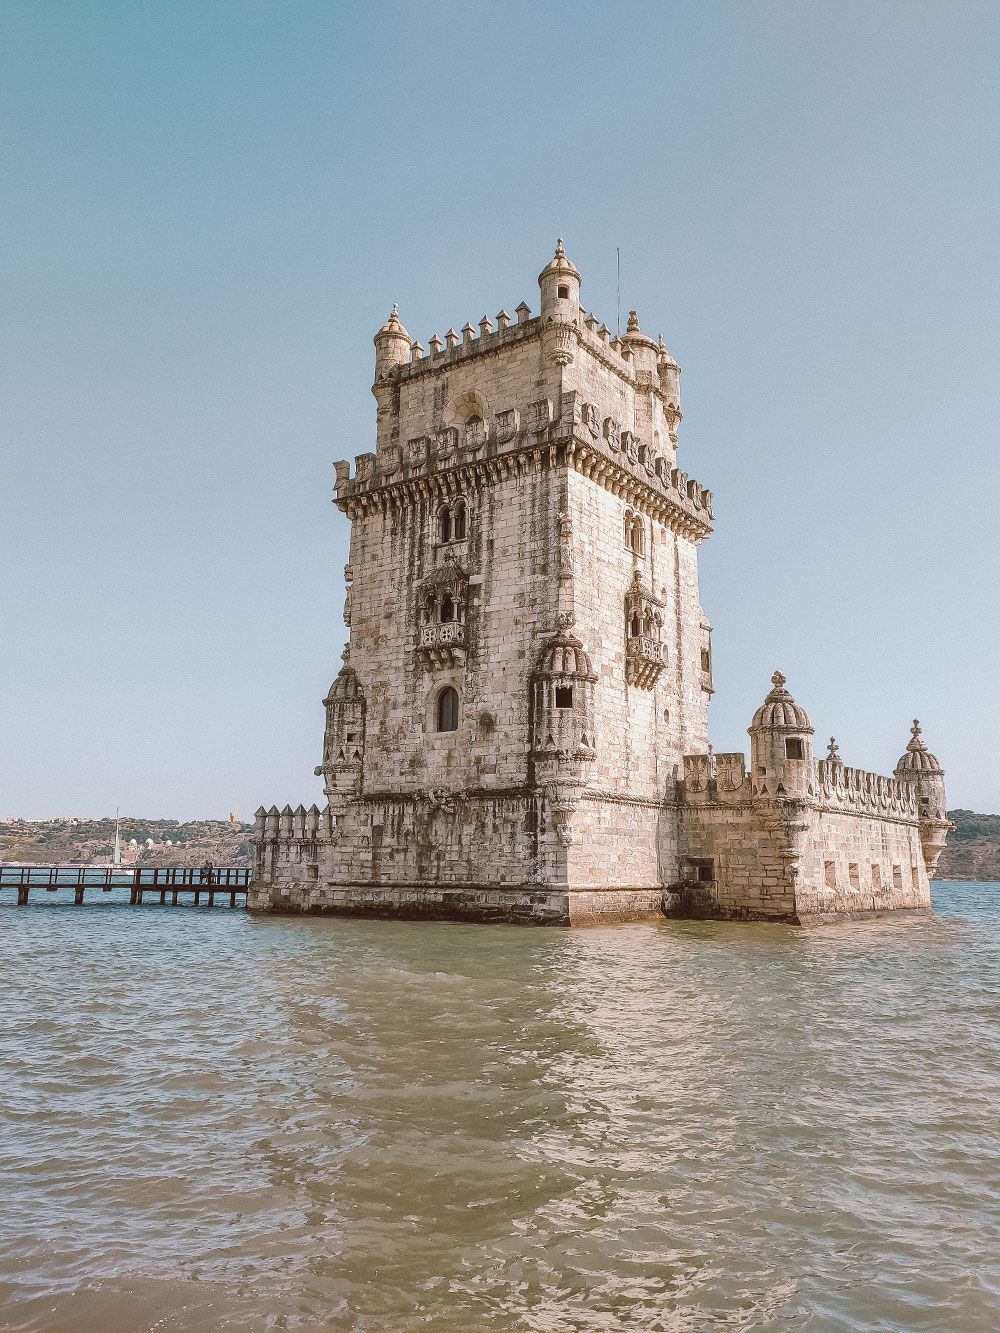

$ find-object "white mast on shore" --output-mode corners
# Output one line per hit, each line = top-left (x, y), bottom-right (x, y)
(112, 807), (122, 868)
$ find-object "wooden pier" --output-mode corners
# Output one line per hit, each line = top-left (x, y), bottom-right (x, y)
(0, 865), (251, 908)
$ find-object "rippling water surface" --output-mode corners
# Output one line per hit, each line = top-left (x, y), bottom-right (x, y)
(2, 883), (999, 1331)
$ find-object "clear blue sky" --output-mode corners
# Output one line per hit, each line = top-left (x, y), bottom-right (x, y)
(2, 1), (997, 820)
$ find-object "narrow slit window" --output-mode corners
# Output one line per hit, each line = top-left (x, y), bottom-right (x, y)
(439, 508), (452, 543)
(453, 501), (467, 540)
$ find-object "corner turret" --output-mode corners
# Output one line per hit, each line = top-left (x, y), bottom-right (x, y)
(373, 304), (411, 376)
(371, 305), (410, 445)
(748, 671), (815, 800)
(894, 720), (951, 874)
(621, 310), (659, 375)
(537, 238), (582, 326)
(314, 649), (366, 807)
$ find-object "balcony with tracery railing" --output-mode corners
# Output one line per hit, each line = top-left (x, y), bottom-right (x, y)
(417, 621), (466, 669)
(625, 634), (665, 689)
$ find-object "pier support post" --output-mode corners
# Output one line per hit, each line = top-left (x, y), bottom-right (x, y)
(75, 886), (84, 905)
(172, 888), (179, 906)
(17, 886), (28, 906)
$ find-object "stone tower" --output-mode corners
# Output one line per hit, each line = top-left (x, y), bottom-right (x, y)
(251, 241), (948, 926)
(254, 241), (715, 921)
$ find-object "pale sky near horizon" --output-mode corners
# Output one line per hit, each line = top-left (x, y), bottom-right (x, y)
(2, 1), (998, 820)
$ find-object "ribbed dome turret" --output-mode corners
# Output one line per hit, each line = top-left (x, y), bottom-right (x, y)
(750, 671), (814, 732)
(326, 664), (362, 703)
(536, 629), (596, 680)
(537, 237), (580, 285)
(374, 303), (409, 345)
(895, 720), (943, 774)
(657, 332), (678, 369)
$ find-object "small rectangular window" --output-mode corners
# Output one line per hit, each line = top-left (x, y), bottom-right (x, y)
(892, 865), (903, 890)
(824, 861), (837, 889)
(849, 863), (860, 890)
(695, 860), (714, 882)
(557, 284), (569, 299)
(555, 686), (574, 709)
(785, 738), (804, 759)
(701, 649), (711, 672)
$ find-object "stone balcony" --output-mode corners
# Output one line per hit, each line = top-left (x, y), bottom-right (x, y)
(417, 621), (466, 670)
(625, 635), (665, 689)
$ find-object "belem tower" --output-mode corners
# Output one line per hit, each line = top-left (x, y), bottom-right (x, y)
(249, 241), (950, 926)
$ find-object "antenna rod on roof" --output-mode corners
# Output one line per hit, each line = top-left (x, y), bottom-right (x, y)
(616, 247), (621, 335)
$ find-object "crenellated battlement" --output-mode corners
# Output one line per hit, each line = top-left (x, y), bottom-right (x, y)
(394, 301), (676, 389)
(679, 749), (920, 821)
(815, 761), (918, 818)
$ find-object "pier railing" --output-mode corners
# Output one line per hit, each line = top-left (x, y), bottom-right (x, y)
(0, 865), (251, 907)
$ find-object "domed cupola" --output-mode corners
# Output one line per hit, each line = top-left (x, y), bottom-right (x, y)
(620, 309), (659, 375)
(537, 238), (582, 330)
(537, 631), (594, 680)
(748, 671), (815, 800)
(894, 719), (943, 776)
(751, 670), (813, 731)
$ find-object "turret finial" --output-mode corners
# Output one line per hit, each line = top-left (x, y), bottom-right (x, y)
(906, 719), (928, 753)
(771, 669), (786, 689)
(626, 310), (640, 334)
(555, 237), (564, 255)
(827, 736), (841, 763)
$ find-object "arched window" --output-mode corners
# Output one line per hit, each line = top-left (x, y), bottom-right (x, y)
(439, 507), (452, 543)
(630, 612), (641, 638)
(424, 594), (437, 623)
(440, 594), (454, 623)
(630, 518), (644, 554)
(437, 687), (459, 732)
(623, 512), (632, 548)
(453, 500), (467, 540)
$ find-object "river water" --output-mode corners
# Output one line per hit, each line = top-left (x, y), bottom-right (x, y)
(1, 882), (998, 1332)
